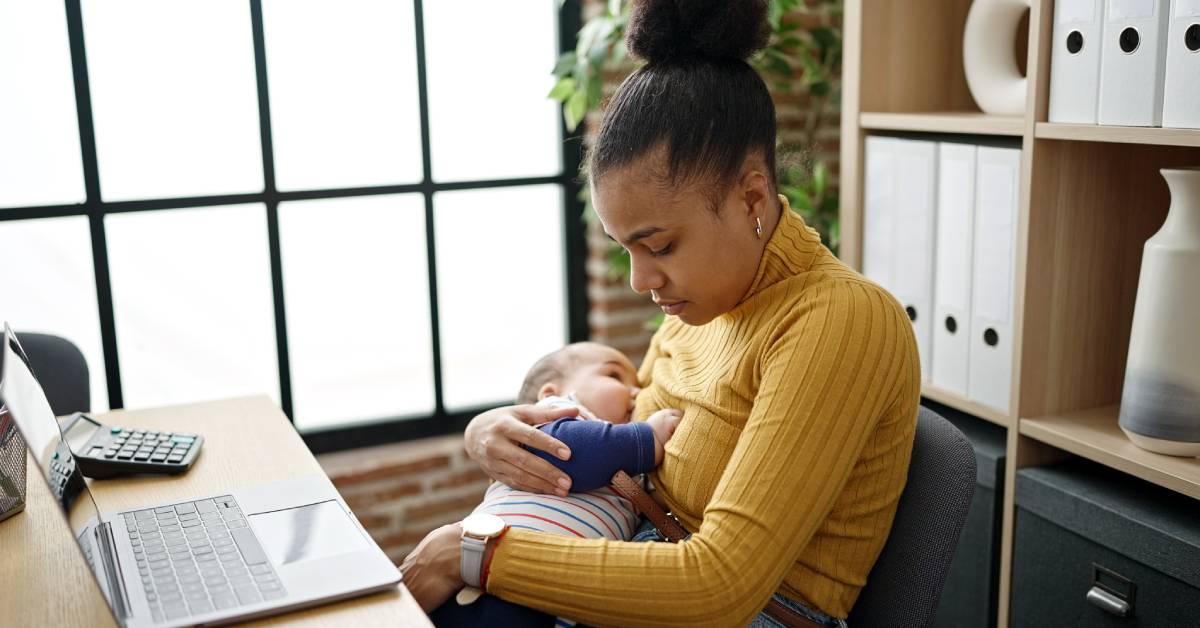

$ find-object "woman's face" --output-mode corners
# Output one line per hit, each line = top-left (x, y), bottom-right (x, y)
(592, 150), (776, 325)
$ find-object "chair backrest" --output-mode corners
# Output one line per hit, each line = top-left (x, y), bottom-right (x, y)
(848, 406), (977, 627)
(17, 333), (90, 416)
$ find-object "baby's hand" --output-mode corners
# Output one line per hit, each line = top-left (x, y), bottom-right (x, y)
(645, 409), (683, 466)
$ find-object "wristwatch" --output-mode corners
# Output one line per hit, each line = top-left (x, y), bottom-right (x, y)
(460, 513), (507, 588)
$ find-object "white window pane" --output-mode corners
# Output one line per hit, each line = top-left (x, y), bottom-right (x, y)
(0, 217), (108, 411)
(280, 194), (434, 431)
(263, 0), (422, 191)
(82, 0), (263, 201)
(105, 205), (278, 408)
(435, 185), (565, 410)
(0, 2), (85, 208)
(424, 1), (561, 182)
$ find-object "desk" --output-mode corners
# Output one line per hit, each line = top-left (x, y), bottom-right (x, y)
(0, 396), (431, 627)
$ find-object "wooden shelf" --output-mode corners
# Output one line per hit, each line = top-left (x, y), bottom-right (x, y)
(860, 111), (1024, 136)
(1020, 405), (1200, 501)
(921, 383), (1011, 428)
(1035, 122), (1200, 148)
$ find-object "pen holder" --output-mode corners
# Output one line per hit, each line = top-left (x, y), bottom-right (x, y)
(0, 406), (27, 523)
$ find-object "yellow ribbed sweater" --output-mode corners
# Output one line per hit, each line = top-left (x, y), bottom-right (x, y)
(488, 196), (921, 626)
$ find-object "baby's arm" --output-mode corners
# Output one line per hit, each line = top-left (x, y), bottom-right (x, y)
(521, 417), (662, 492)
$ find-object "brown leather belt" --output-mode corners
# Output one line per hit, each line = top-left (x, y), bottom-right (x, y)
(608, 471), (823, 628)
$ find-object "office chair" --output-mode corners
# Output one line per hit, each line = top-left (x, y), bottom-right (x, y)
(848, 406), (977, 627)
(17, 333), (91, 416)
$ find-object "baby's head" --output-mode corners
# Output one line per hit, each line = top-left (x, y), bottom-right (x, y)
(517, 342), (639, 423)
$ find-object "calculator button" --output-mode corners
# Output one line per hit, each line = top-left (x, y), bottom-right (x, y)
(117, 452), (134, 460)
(134, 453), (151, 461)
(151, 454), (167, 462)
(170, 436), (195, 444)
(111, 427), (122, 434)
(105, 451), (117, 458)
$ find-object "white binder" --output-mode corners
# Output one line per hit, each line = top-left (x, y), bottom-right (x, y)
(894, 139), (938, 383)
(968, 146), (1021, 414)
(1098, 0), (1172, 126)
(863, 136), (898, 292)
(932, 143), (977, 396)
(1049, 0), (1106, 123)
(1161, 0), (1200, 128)
(862, 136), (939, 382)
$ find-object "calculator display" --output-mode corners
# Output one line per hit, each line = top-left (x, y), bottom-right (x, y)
(64, 413), (101, 453)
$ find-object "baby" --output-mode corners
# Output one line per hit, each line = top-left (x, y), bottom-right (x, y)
(469, 341), (681, 540)
(433, 342), (681, 626)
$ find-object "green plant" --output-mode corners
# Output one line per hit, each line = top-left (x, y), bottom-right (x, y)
(551, 0), (844, 327)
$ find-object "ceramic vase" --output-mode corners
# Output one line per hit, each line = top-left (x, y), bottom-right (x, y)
(1119, 167), (1200, 457)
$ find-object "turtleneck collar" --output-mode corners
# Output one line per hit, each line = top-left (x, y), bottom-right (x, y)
(737, 194), (825, 304)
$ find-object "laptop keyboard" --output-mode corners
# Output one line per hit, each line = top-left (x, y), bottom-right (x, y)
(124, 495), (286, 623)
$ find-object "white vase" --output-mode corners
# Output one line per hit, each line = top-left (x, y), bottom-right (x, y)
(963, 0), (1030, 115)
(1119, 167), (1200, 457)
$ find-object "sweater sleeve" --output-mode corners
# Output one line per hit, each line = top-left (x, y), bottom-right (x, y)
(486, 283), (916, 626)
(524, 418), (657, 491)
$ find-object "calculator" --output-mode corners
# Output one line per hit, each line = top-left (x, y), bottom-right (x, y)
(47, 437), (87, 508)
(60, 412), (203, 479)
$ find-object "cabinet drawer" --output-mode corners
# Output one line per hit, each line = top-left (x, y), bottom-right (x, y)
(1013, 461), (1200, 627)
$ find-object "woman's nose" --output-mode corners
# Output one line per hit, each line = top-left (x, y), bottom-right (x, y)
(629, 255), (665, 294)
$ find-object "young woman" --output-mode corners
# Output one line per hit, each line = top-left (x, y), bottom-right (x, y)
(401, 1), (920, 625)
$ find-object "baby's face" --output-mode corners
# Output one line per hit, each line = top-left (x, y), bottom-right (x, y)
(558, 343), (639, 423)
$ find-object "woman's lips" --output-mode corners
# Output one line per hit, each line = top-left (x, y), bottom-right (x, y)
(658, 300), (687, 315)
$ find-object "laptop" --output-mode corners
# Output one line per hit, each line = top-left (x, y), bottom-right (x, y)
(0, 324), (402, 627)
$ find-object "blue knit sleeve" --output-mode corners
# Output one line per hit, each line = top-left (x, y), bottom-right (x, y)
(522, 418), (656, 491)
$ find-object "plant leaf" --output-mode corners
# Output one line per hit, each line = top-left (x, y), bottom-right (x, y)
(548, 77), (576, 101)
(565, 89), (588, 132)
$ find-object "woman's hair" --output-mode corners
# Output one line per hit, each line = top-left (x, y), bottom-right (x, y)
(588, 0), (776, 209)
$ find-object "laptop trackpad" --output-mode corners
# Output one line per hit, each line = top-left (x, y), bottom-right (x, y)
(248, 500), (370, 566)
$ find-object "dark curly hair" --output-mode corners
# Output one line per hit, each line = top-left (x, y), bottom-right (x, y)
(588, 0), (777, 209)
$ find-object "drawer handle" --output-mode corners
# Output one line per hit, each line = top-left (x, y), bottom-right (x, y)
(1087, 586), (1131, 618)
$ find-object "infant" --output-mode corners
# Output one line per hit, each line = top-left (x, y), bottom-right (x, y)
(468, 341), (681, 540)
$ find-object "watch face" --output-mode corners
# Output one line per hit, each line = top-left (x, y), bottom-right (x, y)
(462, 512), (506, 537)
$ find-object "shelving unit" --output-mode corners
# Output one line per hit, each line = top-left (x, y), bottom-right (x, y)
(921, 383), (1011, 428)
(860, 111), (1024, 136)
(840, 0), (1200, 626)
(1034, 122), (1200, 147)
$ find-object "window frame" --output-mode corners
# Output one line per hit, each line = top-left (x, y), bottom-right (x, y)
(1, 0), (587, 453)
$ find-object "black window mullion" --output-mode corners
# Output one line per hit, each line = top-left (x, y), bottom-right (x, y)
(560, 0), (588, 343)
(64, 0), (123, 409)
(412, 0), (446, 419)
(248, 0), (293, 420)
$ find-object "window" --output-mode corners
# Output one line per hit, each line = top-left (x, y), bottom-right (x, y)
(0, 0), (586, 452)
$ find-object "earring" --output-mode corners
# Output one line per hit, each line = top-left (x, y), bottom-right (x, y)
(755, 216), (763, 239)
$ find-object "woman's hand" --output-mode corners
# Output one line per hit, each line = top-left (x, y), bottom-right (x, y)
(399, 522), (465, 612)
(464, 404), (578, 495)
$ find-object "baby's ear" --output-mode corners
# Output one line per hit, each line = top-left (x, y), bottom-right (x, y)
(537, 382), (560, 401)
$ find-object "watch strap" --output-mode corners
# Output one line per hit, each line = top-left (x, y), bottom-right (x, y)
(460, 534), (487, 588)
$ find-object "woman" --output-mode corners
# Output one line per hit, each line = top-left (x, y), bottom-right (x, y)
(401, 1), (920, 625)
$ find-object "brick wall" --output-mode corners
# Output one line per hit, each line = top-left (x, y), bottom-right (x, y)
(317, 2), (843, 567)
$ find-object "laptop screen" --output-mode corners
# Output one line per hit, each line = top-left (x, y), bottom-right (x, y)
(0, 325), (110, 590)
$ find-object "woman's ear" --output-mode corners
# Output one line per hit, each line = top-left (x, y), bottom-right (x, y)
(737, 163), (772, 221)
(537, 382), (560, 401)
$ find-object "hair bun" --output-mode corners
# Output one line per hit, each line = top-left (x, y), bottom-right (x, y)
(626, 0), (770, 64)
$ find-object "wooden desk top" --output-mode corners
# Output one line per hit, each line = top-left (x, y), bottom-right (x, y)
(0, 396), (431, 627)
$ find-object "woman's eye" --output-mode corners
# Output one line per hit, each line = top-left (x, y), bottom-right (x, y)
(649, 243), (673, 257)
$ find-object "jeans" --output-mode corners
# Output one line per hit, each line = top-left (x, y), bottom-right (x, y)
(631, 518), (848, 628)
